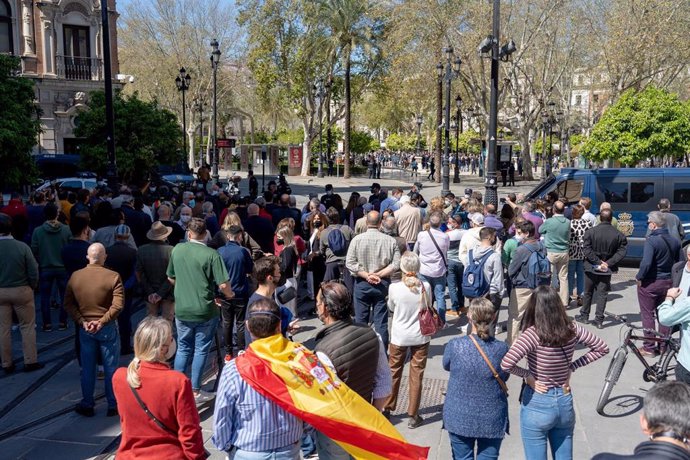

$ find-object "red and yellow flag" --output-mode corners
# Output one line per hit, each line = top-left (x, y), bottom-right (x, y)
(235, 334), (429, 460)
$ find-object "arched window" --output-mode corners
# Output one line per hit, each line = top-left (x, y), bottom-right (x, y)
(0, 0), (12, 55)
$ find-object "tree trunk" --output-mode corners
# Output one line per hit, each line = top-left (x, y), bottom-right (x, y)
(519, 129), (534, 180)
(343, 55), (351, 179)
(300, 122), (312, 176)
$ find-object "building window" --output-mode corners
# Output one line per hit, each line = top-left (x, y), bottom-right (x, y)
(63, 25), (91, 79)
(0, 0), (13, 55)
(577, 75), (583, 85)
(593, 94), (599, 104)
(575, 95), (582, 106)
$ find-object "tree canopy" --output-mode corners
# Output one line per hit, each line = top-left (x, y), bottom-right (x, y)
(75, 91), (184, 183)
(581, 87), (690, 165)
(0, 55), (41, 189)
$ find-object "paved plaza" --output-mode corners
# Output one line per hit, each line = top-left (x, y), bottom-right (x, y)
(0, 168), (654, 459)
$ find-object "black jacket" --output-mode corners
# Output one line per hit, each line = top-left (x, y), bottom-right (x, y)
(242, 215), (275, 255)
(637, 228), (683, 281)
(591, 440), (690, 460)
(672, 260), (690, 289)
(314, 320), (379, 402)
(582, 222), (628, 273)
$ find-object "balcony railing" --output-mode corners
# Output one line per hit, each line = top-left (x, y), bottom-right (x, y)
(56, 55), (102, 80)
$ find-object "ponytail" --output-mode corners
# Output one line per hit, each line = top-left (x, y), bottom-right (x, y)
(127, 357), (142, 388)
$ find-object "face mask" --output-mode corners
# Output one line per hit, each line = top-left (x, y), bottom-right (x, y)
(188, 199), (196, 208)
(165, 338), (177, 360)
(444, 200), (451, 207)
(313, 221), (322, 228)
(276, 238), (285, 245)
(327, 191), (333, 196)
(180, 215), (191, 223)
(211, 191), (219, 196)
(515, 234), (524, 243)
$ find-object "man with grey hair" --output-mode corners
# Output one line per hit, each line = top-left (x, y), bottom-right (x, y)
(636, 210), (683, 357)
(596, 202), (619, 229)
(647, 198), (684, 242)
(592, 381), (690, 459)
(381, 215), (407, 260)
(346, 211), (401, 349)
(413, 210), (450, 322)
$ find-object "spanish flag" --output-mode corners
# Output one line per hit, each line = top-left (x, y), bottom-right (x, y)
(235, 334), (429, 460)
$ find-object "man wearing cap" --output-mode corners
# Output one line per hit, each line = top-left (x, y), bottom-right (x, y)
(395, 193), (424, 251)
(167, 218), (234, 402)
(136, 221), (175, 322)
(105, 224), (138, 355)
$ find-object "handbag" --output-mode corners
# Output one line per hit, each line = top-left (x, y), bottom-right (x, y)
(130, 385), (211, 458)
(418, 284), (444, 335)
(468, 334), (509, 396)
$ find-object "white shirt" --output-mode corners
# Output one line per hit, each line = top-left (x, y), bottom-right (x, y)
(388, 281), (432, 347)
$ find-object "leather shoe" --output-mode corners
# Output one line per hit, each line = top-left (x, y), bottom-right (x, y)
(591, 320), (604, 330)
(3, 364), (16, 375)
(574, 314), (590, 324)
(74, 405), (95, 417)
(106, 408), (119, 417)
(24, 362), (45, 372)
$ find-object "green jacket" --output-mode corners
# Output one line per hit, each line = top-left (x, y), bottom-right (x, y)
(539, 215), (571, 253)
(31, 221), (72, 270)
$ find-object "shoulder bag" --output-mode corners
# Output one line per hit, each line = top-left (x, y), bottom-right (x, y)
(129, 385), (211, 458)
(427, 229), (447, 268)
(468, 334), (509, 396)
(418, 283), (444, 335)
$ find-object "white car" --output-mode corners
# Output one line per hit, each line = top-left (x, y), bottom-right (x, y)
(36, 177), (99, 192)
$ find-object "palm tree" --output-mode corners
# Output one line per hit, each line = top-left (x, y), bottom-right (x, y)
(316, 0), (378, 179)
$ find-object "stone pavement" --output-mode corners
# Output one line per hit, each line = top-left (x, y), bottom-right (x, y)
(0, 167), (656, 459)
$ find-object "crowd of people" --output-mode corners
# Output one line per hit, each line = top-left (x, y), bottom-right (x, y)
(1, 173), (690, 459)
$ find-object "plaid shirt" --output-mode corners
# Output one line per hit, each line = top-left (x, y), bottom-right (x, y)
(346, 228), (401, 278)
(136, 241), (174, 299)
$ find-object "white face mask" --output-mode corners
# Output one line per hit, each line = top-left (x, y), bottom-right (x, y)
(515, 234), (525, 243)
(165, 338), (177, 360)
(180, 215), (192, 223)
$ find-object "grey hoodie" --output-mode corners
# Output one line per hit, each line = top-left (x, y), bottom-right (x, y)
(470, 245), (504, 295)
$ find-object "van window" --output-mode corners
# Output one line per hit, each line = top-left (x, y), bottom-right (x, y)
(556, 179), (584, 204)
(601, 181), (628, 203)
(630, 182), (655, 204)
(674, 183), (690, 204)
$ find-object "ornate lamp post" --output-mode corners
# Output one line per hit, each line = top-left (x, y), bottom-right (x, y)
(541, 100), (562, 178)
(193, 97), (205, 168)
(435, 62), (443, 182)
(416, 114), (423, 156)
(453, 94), (463, 183)
(210, 39), (221, 181)
(175, 67), (191, 162)
(440, 47), (462, 196)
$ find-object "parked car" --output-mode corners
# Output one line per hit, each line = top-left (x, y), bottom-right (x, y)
(36, 175), (99, 193)
(525, 167), (690, 260)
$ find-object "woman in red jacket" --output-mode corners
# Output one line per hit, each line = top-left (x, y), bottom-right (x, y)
(113, 317), (207, 459)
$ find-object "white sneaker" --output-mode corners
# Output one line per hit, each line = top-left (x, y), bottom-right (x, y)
(194, 390), (215, 404)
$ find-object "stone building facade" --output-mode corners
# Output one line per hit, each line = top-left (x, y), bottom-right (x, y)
(1, 0), (120, 154)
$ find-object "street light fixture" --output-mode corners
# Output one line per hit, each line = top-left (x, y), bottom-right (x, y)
(193, 97), (205, 169)
(210, 40), (221, 181)
(440, 47), (462, 196)
(541, 101), (562, 178)
(175, 67), (191, 164)
(453, 94), (463, 183)
(478, 0), (517, 207)
(416, 114), (423, 158)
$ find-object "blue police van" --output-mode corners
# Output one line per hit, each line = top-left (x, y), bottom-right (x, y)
(525, 168), (690, 260)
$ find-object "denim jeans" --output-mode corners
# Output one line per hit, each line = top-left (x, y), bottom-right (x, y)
(79, 322), (120, 409)
(314, 431), (352, 460)
(230, 441), (300, 459)
(520, 386), (575, 460)
(39, 269), (67, 326)
(447, 260), (464, 312)
(418, 274), (447, 323)
(174, 316), (219, 390)
(448, 433), (502, 460)
(353, 279), (390, 349)
(567, 260), (584, 298)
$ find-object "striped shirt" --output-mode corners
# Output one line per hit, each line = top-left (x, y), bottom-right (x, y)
(500, 324), (609, 388)
(212, 360), (303, 452)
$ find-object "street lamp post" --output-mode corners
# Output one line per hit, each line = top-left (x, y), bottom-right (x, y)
(440, 47), (462, 196)
(100, 0), (117, 188)
(453, 94), (462, 183)
(193, 97), (204, 169)
(175, 67), (191, 164)
(541, 101), (562, 178)
(416, 115), (423, 157)
(325, 75), (332, 174)
(315, 80), (325, 178)
(210, 39), (221, 182)
(435, 63), (443, 183)
(477, 0), (516, 206)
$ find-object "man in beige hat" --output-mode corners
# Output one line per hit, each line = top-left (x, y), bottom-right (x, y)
(136, 221), (175, 321)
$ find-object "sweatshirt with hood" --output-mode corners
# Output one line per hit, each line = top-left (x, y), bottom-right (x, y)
(469, 245), (504, 296)
(31, 221), (72, 270)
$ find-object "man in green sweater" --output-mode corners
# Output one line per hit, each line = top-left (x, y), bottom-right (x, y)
(538, 200), (571, 306)
(0, 213), (43, 374)
(31, 203), (71, 332)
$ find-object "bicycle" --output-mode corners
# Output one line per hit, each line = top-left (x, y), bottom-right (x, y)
(596, 313), (680, 415)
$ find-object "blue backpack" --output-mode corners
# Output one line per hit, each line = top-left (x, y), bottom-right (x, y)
(462, 249), (492, 298)
(328, 225), (349, 256)
(525, 242), (552, 289)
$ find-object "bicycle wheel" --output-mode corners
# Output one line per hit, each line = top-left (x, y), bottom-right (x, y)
(597, 347), (628, 415)
(657, 347), (678, 382)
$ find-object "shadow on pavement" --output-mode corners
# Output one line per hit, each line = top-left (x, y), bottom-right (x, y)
(598, 394), (644, 418)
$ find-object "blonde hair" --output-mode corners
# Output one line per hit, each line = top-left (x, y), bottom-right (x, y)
(276, 226), (294, 247)
(127, 317), (173, 388)
(429, 196), (445, 212)
(277, 218), (295, 231)
(221, 211), (242, 231)
(469, 297), (495, 341)
(400, 252), (421, 290)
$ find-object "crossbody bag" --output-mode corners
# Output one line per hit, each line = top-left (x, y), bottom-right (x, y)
(468, 334), (509, 396)
(427, 230), (447, 268)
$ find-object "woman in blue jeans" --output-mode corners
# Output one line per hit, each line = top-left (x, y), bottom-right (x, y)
(443, 298), (510, 459)
(567, 205), (592, 306)
(501, 286), (608, 460)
